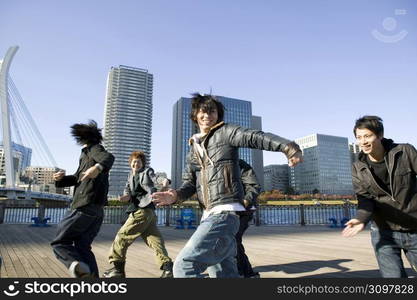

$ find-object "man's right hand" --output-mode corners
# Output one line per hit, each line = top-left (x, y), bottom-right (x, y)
(53, 170), (65, 181)
(152, 189), (177, 206)
(342, 218), (365, 237)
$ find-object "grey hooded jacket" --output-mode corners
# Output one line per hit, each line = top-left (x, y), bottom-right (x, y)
(124, 167), (157, 213)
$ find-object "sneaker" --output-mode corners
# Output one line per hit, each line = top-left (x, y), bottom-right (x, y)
(69, 261), (92, 278)
(247, 272), (260, 278)
(103, 261), (126, 278)
(160, 261), (173, 278)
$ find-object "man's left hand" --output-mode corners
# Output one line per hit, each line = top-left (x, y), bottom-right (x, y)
(81, 166), (100, 181)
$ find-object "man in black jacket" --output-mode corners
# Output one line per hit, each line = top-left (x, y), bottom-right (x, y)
(236, 159), (260, 278)
(51, 120), (114, 278)
(153, 94), (302, 277)
(343, 116), (417, 277)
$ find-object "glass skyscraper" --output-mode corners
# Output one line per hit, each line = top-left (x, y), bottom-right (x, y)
(103, 65), (153, 196)
(290, 134), (353, 195)
(171, 95), (257, 189)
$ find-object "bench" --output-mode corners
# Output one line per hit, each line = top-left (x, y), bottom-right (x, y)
(30, 217), (51, 227)
(328, 217), (350, 228)
(176, 209), (196, 229)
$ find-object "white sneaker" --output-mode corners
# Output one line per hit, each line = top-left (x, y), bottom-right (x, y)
(69, 261), (92, 278)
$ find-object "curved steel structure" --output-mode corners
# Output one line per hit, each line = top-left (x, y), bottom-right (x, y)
(0, 46), (19, 188)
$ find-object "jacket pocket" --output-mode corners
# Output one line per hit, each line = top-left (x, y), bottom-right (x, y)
(396, 168), (412, 187)
(223, 163), (233, 195)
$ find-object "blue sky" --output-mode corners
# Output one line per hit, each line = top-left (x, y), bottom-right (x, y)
(1, 0), (416, 175)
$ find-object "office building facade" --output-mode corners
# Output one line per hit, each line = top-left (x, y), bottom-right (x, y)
(291, 134), (353, 195)
(263, 164), (289, 192)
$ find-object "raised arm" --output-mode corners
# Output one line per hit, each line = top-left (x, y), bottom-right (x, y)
(226, 125), (302, 166)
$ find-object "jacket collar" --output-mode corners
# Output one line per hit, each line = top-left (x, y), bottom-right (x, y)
(357, 138), (399, 169)
(188, 121), (225, 145)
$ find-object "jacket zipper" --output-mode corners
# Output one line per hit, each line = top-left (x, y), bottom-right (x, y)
(193, 141), (210, 209)
(365, 150), (399, 203)
(385, 152), (397, 203)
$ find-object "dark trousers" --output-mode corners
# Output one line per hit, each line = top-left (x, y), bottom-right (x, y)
(236, 212), (256, 277)
(51, 205), (104, 277)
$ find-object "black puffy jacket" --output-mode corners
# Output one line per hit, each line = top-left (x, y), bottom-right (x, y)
(176, 122), (292, 210)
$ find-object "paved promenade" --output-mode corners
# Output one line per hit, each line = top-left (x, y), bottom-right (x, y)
(0, 224), (413, 278)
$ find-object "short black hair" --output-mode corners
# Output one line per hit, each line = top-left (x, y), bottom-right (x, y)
(70, 120), (103, 145)
(353, 116), (384, 137)
(189, 93), (225, 124)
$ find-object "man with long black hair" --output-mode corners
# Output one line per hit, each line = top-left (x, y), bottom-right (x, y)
(51, 120), (114, 278)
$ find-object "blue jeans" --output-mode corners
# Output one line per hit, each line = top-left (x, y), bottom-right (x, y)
(370, 224), (417, 278)
(173, 211), (240, 278)
(51, 205), (104, 277)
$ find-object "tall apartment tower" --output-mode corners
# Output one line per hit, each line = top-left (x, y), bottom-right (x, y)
(349, 142), (361, 164)
(290, 134), (353, 195)
(103, 65), (153, 196)
(171, 95), (254, 189)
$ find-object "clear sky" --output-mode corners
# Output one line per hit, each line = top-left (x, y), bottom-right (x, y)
(1, 0), (416, 175)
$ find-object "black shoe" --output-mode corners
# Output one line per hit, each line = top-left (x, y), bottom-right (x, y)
(103, 261), (126, 278)
(246, 272), (260, 278)
(160, 261), (173, 278)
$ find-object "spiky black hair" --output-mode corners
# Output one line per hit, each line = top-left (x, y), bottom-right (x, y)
(70, 120), (103, 145)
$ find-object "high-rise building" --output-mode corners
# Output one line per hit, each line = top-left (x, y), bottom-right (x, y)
(349, 142), (360, 164)
(0, 142), (32, 179)
(171, 95), (254, 189)
(263, 164), (289, 192)
(24, 166), (61, 185)
(251, 116), (264, 190)
(103, 65), (153, 196)
(291, 134), (353, 195)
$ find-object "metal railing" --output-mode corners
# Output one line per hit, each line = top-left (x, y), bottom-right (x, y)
(0, 203), (357, 226)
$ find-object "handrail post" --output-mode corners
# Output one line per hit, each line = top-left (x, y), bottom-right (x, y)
(300, 204), (306, 226)
(0, 203), (5, 224)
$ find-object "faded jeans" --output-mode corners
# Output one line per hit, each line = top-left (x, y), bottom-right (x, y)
(371, 224), (417, 278)
(173, 211), (240, 278)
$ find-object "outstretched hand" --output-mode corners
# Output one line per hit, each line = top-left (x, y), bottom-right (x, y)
(288, 151), (303, 167)
(152, 189), (177, 206)
(342, 219), (365, 237)
(53, 170), (65, 181)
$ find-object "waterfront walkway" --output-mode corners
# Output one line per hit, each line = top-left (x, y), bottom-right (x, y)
(0, 224), (413, 278)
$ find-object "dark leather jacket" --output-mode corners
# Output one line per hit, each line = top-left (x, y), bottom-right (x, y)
(353, 138), (417, 231)
(176, 122), (295, 210)
(239, 159), (261, 210)
(56, 144), (114, 209)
